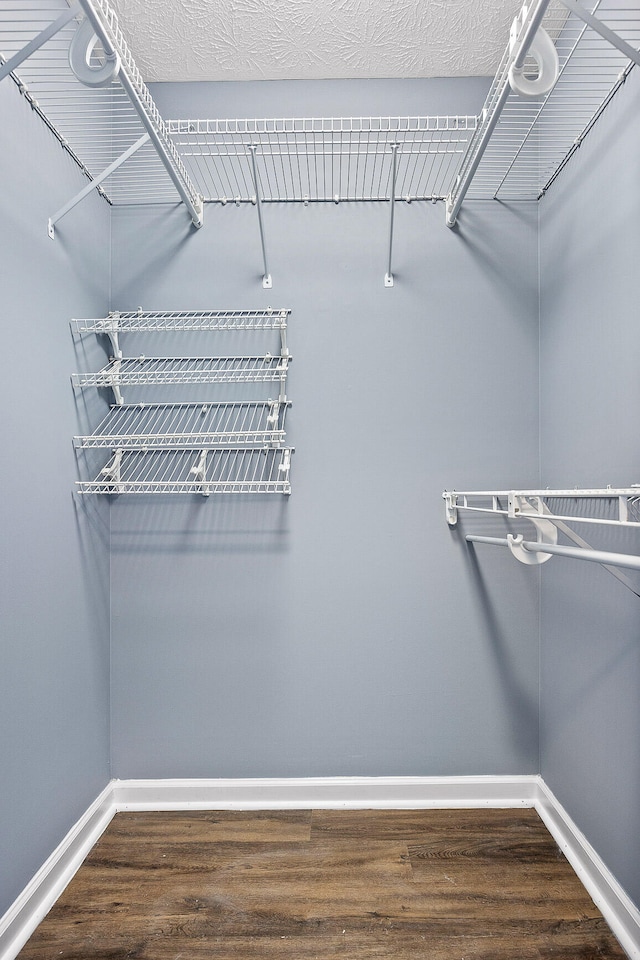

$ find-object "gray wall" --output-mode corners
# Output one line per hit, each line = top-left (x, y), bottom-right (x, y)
(0, 79), (111, 915)
(109, 79), (541, 779)
(539, 68), (640, 907)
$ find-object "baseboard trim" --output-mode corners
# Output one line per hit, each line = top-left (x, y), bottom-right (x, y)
(535, 778), (640, 960)
(112, 774), (539, 810)
(0, 783), (115, 960)
(2, 776), (638, 960)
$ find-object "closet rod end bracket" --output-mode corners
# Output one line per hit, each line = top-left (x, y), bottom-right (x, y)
(444, 492), (458, 526)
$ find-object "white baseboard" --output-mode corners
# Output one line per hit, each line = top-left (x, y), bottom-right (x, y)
(535, 778), (640, 960)
(112, 774), (539, 810)
(0, 783), (116, 960)
(2, 776), (638, 960)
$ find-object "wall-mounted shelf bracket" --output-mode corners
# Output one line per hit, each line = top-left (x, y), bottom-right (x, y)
(100, 449), (124, 493)
(105, 359), (123, 405)
(248, 144), (272, 288)
(48, 133), (150, 238)
(189, 449), (210, 497)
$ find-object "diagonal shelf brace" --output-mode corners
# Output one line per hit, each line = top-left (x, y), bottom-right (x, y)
(0, 2), (81, 84)
(48, 133), (150, 238)
(559, 0), (640, 66)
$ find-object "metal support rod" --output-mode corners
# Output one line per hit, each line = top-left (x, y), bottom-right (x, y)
(48, 133), (150, 238)
(75, 0), (203, 228)
(559, 0), (640, 66)
(466, 535), (640, 572)
(248, 144), (272, 289)
(445, 0), (552, 227)
(384, 142), (399, 287)
(0, 2), (81, 84)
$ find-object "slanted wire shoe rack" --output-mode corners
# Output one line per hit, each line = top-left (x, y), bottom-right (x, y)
(72, 309), (293, 496)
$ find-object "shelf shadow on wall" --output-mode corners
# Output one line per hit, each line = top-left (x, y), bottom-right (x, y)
(108, 494), (291, 555)
(456, 526), (539, 761)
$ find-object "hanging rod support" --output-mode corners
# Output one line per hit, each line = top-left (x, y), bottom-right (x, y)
(0, 2), (81, 85)
(48, 133), (150, 238)
(384, 142), (400, 287)
(466, 534), (640, 573)
(558, 0), (640, 66)
(248, 145), (272, 288)
(445, 0), (552, 227)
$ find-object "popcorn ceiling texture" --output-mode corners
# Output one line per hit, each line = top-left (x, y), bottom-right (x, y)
(109, 0), (518, 82)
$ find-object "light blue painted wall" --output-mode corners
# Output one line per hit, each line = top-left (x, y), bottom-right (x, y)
(539, 69), (640, 907)
(0, 79), (111, 915)
(109, 79), (540, 780)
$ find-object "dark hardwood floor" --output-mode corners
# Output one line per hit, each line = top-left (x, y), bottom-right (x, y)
(17, 808), (627, 959)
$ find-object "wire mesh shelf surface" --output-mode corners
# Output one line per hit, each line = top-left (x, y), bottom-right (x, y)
(457, 0), (640, 202)
(167, 116), (478, 203)
(71, 309), (290, 333)
(74, 401), (289, 449)
(72, 355), (291, 388)
(0, 0), (199, 208)
(77, 447), (293, 495)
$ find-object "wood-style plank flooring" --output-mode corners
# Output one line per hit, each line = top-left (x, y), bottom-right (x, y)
(18, 809), (627, 959)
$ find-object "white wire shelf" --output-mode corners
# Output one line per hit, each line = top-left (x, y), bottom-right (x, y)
(72, 355), (291, 388)
(448, 0), (640, 214)
(71, 308), (290, 334)
(167, 116), (478, 203)
(0, 0), (201, 219)
(74, 401), (289, 449)
(443, 487), (640, 529)
(77, 447), (293, 495)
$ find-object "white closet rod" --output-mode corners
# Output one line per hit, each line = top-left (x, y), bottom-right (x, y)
(467, 534), (640, 572)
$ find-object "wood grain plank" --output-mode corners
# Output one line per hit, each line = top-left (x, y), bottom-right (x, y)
(16, 809), (627, 960)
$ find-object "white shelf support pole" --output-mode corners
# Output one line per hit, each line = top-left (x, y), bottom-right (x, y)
(249, 144), (272, 289)
(445, 0), (552, 227)
(384, 142), (400, 287)
(48, 133), (150, 238)
(558, 0), (640, 66)
(0, 2), (81, 84)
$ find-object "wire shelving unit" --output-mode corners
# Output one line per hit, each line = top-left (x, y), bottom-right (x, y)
(167, 116), (478, 204)
(73, 307), (293, 495)
(77, 447), (293, 496)
(447, 0), (640, 222)
(0, 0), (202, 230)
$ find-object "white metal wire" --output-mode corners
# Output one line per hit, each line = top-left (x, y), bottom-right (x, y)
(72, 355), (291, 387)
(451, 0), (640, 204)
(0, 0), (200, 209)
(74, 401), (289, 449)
(77, 447), (293, 494)
(71, 308), (290, 333)
(166, 116), (478, 203)
(443, 488), (640, 529)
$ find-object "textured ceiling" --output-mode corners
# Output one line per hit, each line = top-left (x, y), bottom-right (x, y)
(109, 0), (520, 83)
